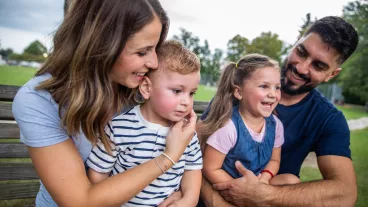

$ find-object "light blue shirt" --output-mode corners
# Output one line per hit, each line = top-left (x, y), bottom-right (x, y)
(12, 74), (92, 207)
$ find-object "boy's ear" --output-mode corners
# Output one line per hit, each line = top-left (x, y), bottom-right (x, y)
(233, 86), (242, 100)
(139, 76), (152, 99)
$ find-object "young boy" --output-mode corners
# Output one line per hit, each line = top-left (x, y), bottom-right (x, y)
(86, 40), (202, 207)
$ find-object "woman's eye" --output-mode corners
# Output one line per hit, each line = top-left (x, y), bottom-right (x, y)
(137, 51), (147, 56)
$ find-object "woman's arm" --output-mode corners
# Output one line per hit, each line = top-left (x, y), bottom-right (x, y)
(202, 145), (233, 184)
(259, 147), (281, 184)
(87, 169), (110, 184)
(29, 110), (197, 207)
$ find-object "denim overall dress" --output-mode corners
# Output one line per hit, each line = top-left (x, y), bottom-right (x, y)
(197, 106), (276, 206)
(223, 105), (276, 178)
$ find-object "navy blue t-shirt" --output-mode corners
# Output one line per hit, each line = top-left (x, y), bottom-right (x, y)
(201, 89), (351, 176)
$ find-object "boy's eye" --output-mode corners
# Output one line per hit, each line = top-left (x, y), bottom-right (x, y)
(172, 89), (181, 94)
(190, 91), (196, 96)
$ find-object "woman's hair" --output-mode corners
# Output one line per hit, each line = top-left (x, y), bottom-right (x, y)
(197, 54), (279, 148)
(35, 0), (169, 151)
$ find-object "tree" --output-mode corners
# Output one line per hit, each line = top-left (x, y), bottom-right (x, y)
(0, 48), (13, 61)
(173, 28), (222, 84)
(338, 0), (368, 104)
(226, 34), (249, 62)
(247, 32), (286, 63)
(23, 40), (47, 56)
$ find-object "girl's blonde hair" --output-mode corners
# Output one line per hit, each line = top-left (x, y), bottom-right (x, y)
(35, 0), (169, 151)
(197, 54), (279, 149)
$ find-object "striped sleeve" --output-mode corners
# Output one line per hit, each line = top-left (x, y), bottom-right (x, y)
(86, 121), (118, 173)
(184, 133), (203, 170)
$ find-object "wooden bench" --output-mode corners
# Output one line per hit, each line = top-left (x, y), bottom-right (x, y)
(0, 84), (209, 202)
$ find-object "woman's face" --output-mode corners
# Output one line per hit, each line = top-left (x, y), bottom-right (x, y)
(110, 16), (162, 88)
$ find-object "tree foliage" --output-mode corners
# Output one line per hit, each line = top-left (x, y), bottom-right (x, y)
(173, 28), (223, 84)
(338, 0), (368, 104)
(23, 40), (47, 56)
(225, 32), (288, 64)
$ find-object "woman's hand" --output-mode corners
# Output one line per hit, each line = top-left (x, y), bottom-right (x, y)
(164, 109), (197, 162)
(158, 190), (183, 207)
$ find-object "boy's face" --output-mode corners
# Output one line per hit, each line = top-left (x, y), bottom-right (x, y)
(145, 67), (200, 126)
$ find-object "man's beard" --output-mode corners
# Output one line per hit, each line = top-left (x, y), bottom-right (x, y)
(281, 63), (315, 95)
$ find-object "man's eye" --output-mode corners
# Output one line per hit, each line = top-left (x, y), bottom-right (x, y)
(296, 48), (306, 57)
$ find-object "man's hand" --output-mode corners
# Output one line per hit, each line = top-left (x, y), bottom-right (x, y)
(213, 161), (270, 207)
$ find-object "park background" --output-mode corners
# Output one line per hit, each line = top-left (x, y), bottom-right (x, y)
(0, 0), (367, 206)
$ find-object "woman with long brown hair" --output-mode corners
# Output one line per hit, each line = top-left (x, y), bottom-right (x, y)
(12, 1), (196, 206)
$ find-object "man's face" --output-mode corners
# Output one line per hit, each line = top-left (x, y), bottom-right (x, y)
(281, 33), (341, 96)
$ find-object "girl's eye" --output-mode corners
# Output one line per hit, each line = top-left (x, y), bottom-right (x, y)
(259, 85), (267, 89)
(190, 92), (196, 96)
(172, 89), (181, 94)
(276, 86), (281, 90)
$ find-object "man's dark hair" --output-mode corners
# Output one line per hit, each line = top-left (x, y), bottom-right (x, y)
(304, 16), (358, 64)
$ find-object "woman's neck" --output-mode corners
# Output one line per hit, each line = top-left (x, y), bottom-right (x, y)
(238, 107), (265, 133)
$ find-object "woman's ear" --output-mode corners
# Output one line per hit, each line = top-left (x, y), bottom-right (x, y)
(233, 86), (242, 100)
(139, 76), (152, 100)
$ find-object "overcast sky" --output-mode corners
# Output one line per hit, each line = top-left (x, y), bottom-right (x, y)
(0, 0), (352, 53)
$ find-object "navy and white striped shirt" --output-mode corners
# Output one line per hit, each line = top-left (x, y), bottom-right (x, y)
(87, 105), (202, 207)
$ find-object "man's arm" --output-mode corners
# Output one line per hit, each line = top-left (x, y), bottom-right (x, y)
(200, 176), (236, 207)
(214, 156), (357, 207)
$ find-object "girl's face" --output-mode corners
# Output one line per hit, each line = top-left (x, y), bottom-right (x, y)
(236, 66), (281, 119)
(110, 16), (162, 88)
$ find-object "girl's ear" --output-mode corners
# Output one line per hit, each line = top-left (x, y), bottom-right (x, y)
(233, 86), (242, 100)
(139, 76), (152, 100)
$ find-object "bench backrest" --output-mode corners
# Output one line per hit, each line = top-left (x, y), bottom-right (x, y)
(0, 84), (209, 201)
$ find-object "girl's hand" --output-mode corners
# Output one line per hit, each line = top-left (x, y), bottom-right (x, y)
(164, 109), (197, 162)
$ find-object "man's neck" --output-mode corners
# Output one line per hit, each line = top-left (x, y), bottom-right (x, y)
(279, 91), (310, 106)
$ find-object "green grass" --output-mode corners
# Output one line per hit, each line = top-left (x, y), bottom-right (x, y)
(194, 85), (216, 102)
(0, 65), (216, 102)
(336, 105), (368, 120)
(0, 65), (37, 86)
(299, 128), (368, 207)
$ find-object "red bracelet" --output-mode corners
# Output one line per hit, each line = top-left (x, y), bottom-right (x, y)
(261, 170), (274, 178)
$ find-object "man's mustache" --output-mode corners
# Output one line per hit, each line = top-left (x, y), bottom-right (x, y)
(288, 64), (311, 83)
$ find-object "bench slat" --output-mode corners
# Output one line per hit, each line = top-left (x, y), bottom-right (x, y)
(193, 101), (209, 113)
(0, 123), (20, 139)
(0, 85), (20, 102)
(0, 102), (14, 120)
(0, 182), (40, 200)
(0, 163), (38, 180)
(0, 143), (29, 158)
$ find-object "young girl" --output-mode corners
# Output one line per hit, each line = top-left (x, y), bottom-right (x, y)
(199, 54), (300, 186)
(87, 40), (202, 207)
